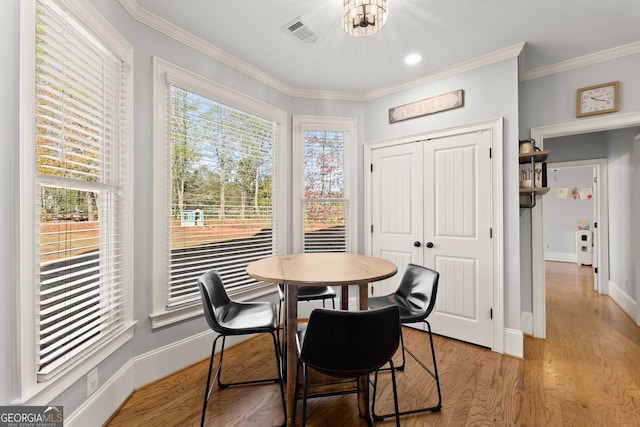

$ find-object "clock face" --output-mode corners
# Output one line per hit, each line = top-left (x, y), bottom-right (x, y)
(577, 81), (619, 117)
(580, 86), (615, 113)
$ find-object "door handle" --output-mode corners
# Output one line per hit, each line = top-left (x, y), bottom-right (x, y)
(425, 242), (434, 248)
(413, 241), (421, 247)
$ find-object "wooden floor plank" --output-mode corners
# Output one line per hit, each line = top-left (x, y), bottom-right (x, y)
(105, 262), (640, 426)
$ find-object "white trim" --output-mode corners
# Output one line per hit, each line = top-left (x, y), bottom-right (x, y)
(18, 0), (134, 404)
(363, 118), (505, 354)
(14, 323), (136, 406)
(521, 41), (640, 81)
(151, 57), (289, 328)
(66, 329), (217, 427)
(544, 251), (576, 263)
(117, 0), (298, 98)
(530, 111), (640, 338)
(18, 0), (38, 403)
(364, 44), (524, 101)
(291, 115), (358, 254)
(608, 280), (638, 322)
(118, 0), (523, 101)
(121, 1), (640, 98)
(636, 134), (640, 325)
(503, 328), (524, 359)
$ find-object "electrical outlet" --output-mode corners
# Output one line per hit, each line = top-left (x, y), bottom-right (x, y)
(87, 368), (99, 397)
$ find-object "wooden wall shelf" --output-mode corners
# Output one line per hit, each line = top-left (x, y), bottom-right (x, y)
(519, 149), (550, 208)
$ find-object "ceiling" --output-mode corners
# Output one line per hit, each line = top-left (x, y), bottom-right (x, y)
(127, 0), (640, 96)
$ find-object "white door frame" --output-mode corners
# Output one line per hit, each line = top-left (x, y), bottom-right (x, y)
(545, 159), (607, 291)
(635, 134), (640, 325)
(530, 111), (640, 338)
(364, 118), (505, 354)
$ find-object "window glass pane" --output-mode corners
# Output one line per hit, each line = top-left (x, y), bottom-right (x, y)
(302, 130), (348, 252)
(168, 86), (278, 308)
(35, 0), (125, 380)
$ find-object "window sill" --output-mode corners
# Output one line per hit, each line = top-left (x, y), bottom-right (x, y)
(16, 321), (136, 406)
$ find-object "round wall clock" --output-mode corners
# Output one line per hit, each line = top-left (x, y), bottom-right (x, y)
(576, 81), (619, 117)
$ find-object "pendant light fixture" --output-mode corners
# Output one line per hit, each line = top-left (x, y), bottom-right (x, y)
(343, 0), (388, 37)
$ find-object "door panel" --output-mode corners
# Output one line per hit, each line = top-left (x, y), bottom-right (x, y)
(425, 131), (493, 348)
(369, 127), (493, 349)
(370, 142), (422, 296)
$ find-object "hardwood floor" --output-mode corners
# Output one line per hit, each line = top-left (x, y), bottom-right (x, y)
(105, 262), (640, 426)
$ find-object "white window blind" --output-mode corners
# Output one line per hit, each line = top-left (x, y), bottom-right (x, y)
(35, 0), (126, 380)
(167, 86), (279, 309)
(302, 130), (349, 253)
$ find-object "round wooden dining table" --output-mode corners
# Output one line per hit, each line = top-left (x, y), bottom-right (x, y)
(246, 252), (397, 426)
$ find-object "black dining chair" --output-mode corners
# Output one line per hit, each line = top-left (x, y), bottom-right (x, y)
(368, 263), (442, 420)
(294, 306), (401, 426)
(276, 283), (336, 344)
(197, 269), (286, 427)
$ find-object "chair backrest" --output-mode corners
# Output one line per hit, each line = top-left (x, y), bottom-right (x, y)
(300, 306), (401, 378)
(395, 263), (439, 316)
(197, 269), (232, 333)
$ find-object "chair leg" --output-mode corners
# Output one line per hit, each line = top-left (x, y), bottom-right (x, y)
(378, 327), (406, 372)
(201, 335), (224, 426)
(388, 360), (401, 427)
(372, 321), (442, 420)
(277, 298), (284, 362)
(270, 331), (287, 426)
(301, 363), (309, 427)
(293, 358), (301, 425)
(217, 335), (282, 388)
(372, 360), (400, 426)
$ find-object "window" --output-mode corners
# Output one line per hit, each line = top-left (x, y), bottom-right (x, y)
(19, 0), (133, 400)
(151, 58), (287, 327)
(292, 116), (357, 254)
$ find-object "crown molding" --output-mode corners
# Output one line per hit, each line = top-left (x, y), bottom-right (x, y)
(363, 42), (525, 101)
(118, 0), (298, 97)
(520, 41), (640, 81)
(119, 1), (528, 101)
(118, 1), (638, 101)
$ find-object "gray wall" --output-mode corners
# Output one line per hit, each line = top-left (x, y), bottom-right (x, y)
(543, 164), (594, 258)
(607, 127), (638, 299)
(518, 52), (640, 314)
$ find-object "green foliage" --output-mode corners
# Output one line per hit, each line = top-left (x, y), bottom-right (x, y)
(169, 86), (274, 220)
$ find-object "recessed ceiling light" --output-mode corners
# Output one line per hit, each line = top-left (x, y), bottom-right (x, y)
(404, 53), (422, 65)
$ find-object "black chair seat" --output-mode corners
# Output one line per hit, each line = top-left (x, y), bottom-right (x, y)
(277, 283), (336, 302)
(369, 293), (429, 323)
(214, 301), (278, 335)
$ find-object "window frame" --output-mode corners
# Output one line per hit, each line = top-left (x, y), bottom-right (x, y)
(151, 57), (288, 328)
(18, 0), (134, 404)
(292, 115), (358, 254)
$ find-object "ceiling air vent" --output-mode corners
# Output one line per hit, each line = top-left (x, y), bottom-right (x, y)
(283, 17), (320, 45)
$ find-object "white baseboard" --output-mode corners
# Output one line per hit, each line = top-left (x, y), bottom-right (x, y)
(608, 280), (638, 321)
(544, 251), (575, 263)
(65, 358), (135, 427)
(66, 329), (219, 427)
(405, 322), (524, 358)
(503, 328), (523, 359)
